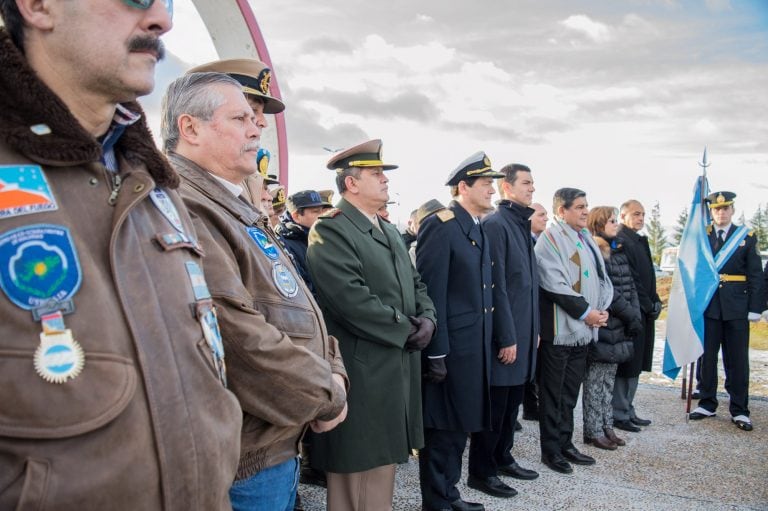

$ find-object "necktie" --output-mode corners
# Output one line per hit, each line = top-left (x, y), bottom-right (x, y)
(715, 229), (725, 252)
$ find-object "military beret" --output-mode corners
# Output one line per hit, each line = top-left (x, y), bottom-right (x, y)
(705, 191), (736, 208)
(326, 139), (398, 172)
(445, 151), (505, 186)
(187, 58), (285, 114)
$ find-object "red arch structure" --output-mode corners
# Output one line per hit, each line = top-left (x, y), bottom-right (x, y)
(192, 0), (289, 189)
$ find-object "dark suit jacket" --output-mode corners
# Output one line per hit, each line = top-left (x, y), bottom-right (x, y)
(482, 200), (539, 387)
(705, 224), (763, 320)
(416, 200), (491, 432)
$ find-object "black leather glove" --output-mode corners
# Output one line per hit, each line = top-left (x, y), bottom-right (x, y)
(626, 317), (643, 337)
(651, 301), (662, 320)
(405, 316), (435, 352)
(424, 357), (447, 383)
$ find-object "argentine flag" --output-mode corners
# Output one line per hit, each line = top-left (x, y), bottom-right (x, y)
(662, 175), (719, 379)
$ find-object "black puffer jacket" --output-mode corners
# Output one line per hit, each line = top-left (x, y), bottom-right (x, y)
(590, 234), (642, 364)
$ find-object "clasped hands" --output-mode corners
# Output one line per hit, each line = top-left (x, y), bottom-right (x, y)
(584, 309), (609, 328)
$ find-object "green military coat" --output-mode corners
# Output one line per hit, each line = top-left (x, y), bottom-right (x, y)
(306, 197), (436, 473)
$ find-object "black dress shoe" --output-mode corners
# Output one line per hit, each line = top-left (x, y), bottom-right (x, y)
(689, 408), (716, 421)
(630, 416), (652, 426)
(691, 390), (701, 400)
(450, 498), (485, 511)
(613, 419), (641, 432)
(498, 461), (539, 480)
(466, 475), (517, 498)
(562, 447), (595, 465)
(514, 419), (523, 431)
(732, 416), (753, 431)
(541, 453), (573, 474)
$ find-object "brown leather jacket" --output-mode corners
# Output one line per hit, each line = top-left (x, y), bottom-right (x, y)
(169, 152), (348, 479)
(0, 30), (242, 510)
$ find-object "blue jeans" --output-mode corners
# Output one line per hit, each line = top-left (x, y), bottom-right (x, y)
(229, 456), (299, 511)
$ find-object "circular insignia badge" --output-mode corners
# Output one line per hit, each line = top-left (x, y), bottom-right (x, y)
(246, 227), (280, 260)
(272, 262), (299, 298)
(34, 330), (85, 384)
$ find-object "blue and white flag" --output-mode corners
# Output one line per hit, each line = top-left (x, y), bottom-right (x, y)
(662, 175), (719, 379)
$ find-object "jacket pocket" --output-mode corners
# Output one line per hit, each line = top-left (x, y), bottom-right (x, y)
(12, 458), (50, 511)
(0, 351), (136, 439)
(252, 302), (318, 344)
(447, 311), (481, 331)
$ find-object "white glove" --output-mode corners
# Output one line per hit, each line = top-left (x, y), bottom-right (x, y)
(762, 310), (768, 322)
(748, 312), (761, 322)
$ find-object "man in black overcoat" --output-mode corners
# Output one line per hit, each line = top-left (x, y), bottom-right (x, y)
(467, 163), (540, 499)
(614, 200), (660, 432)
(416, 152), (503, 511)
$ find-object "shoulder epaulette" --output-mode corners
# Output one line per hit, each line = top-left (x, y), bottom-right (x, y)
(748, 229), (754, 236)
(706, 225), (713, 235)
(436, 209), (455, 222)
(320, 208), (342, 219)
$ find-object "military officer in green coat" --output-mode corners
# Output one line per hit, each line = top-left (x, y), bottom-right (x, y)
(307, 139), (437, 511)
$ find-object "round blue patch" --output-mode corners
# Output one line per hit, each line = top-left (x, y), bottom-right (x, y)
(246, 227), (279, 260)
(272, 262), (299, 298)
(0, 224), (82, 311)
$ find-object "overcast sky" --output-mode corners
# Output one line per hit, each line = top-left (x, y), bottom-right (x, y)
(142, 0), (768, 229)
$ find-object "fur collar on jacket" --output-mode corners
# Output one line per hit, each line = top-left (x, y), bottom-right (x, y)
(0, 29), (178, 188)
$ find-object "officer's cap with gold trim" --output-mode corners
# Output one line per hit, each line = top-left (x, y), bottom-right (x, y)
(705, 191), (736, 209)
(187, 58), (285, 114)
(318, 189), (335, 207)
(445, 151), (505, 186)
(326, 139), (398, 172)
(271, 186), (287, 208)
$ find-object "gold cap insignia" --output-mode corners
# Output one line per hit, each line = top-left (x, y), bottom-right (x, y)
(716, 193), (725, 204)
(257, 69), (271, 95)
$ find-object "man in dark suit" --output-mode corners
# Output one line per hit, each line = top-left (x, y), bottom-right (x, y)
(307, 139), (436, 510)
(416, 152), (504, 511)
(467, 163), (540, 497)
(613, 199), (661, 432)
(689, 192), (763, 431)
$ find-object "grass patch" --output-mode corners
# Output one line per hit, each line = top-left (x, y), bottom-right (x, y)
(655, 276), (768, 350)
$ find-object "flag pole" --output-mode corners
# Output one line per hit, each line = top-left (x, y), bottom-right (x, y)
(684, 148), (710, 417)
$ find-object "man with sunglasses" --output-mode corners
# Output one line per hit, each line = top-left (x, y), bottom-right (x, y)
(0, 1), (242, 510)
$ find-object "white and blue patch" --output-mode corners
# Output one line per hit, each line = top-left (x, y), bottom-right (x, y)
(0, 165), (58, 219)
(272, 261), (298, 298)
(150, 187), (184, 233)
(34, 331), (85, 384)
(185, 261), (211, 301)
(0, 224), (81, 311)
(246, 227), (279, 260)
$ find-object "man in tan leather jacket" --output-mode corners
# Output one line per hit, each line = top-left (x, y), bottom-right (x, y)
(161, 71), (348, 511)
(0, 1), (242, 510)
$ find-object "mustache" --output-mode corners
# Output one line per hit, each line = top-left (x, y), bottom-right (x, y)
(243, 141), (261, 153)
(127, 36), (165, 61)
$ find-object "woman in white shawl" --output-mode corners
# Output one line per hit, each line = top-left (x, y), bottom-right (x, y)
(534, 188), (613, 474)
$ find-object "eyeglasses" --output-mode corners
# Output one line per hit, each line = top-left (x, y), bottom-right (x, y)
(121, 0), (173, 17)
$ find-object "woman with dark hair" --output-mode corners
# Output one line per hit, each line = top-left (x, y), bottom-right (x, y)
(583, 207), (642, 450)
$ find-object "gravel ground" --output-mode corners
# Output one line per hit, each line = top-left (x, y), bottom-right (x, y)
(298, 323), (768, 510)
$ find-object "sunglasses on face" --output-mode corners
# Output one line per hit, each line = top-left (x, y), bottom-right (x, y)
(121, 0), (173, 17)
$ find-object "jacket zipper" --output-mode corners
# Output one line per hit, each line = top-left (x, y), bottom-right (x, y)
(107, 171), (122, 206)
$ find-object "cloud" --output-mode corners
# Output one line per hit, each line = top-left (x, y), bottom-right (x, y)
(298, 36), (354, 55)
(560, 14), (612, 43)
(286, 103), (369, 152)
(704, 0), (733, 12)
(296, 89), (440, 122)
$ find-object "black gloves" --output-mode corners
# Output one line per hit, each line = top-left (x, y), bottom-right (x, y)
(424, 357), (447, 383)
(651, 301), (662, 320)
(405, 316), (435, 352)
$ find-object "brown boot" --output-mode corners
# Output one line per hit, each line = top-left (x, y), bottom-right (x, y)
(604, 427), (625, 446)
(584, 435), (617, 450)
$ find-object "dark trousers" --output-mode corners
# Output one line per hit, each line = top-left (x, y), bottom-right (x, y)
(538, 342), (588, 457)
(468, 384), (524, 478)
(699, 317), (750, 417)
(419, 428), (468, 509)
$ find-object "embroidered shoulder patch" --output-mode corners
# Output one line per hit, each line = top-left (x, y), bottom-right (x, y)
(437, 209), (455, 222)
(320, 208), (342, 219)
(0, 165), (58, 219)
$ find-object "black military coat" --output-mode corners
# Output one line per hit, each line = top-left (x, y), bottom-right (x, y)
(481, 200), (539, 387)
(705, 224), (763, 320)
(416, 201), (491, 432)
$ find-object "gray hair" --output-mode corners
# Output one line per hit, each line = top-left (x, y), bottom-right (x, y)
(161, 72), (242, 152)
(552, 187), (587, 217)
(335, 167), (362, 194)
